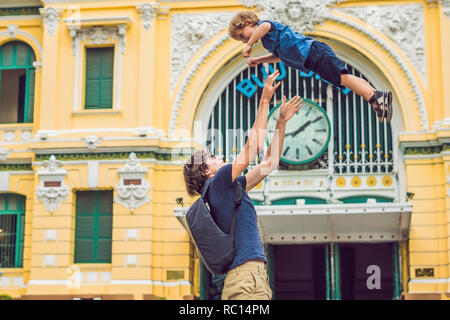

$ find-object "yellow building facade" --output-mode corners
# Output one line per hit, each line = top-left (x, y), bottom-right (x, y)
(0, 0), (449, 300)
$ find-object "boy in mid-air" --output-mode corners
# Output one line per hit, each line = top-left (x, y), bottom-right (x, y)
(228, 10), (393, 123)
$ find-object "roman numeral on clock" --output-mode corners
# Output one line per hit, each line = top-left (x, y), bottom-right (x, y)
(312, 138), (321, 145)
(315, 129), (326, 132)
(305, 146), (313, 155)
(283, 146), (290, 156)
(296, 148), (300, 159)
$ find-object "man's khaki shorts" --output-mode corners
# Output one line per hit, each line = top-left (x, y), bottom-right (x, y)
(221, 260), (272, 300)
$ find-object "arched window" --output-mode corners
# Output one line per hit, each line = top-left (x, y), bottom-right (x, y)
(204, 60), (393, 174)
(0, 194), (26, 268)
(0, 41), (36, 123)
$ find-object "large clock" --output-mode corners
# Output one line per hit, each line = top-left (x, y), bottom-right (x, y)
(266, 98), (331, 165)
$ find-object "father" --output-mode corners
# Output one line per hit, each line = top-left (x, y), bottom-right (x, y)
(183, 70), (302, 300)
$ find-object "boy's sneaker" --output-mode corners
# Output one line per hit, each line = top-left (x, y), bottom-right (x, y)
(384, 91), (393, 123)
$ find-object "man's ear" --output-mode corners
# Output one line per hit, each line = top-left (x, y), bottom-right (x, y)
(204, 169), (212, 178)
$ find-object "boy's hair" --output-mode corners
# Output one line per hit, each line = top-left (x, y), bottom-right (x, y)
(183, 150), (210, 197)
(228, 10), (260, 40)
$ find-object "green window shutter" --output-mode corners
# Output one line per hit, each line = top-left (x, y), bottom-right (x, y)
(1, 42), (14, 67)
(85, 47), (114, 109)
(26, 68), (35, 122)
(0, 41), (36, 124)
(74, 191), (113, 263)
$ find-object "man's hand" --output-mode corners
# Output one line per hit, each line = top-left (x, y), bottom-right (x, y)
(243, 44), (252, 57)
(279, 95), (303, 122)
(260, 70), (281, 102)
(247, 57), (261, 67)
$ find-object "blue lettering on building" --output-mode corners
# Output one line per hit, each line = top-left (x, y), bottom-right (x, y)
(236, 62), (351, 98)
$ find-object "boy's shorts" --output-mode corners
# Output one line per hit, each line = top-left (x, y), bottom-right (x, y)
(304, 40), (349, 88)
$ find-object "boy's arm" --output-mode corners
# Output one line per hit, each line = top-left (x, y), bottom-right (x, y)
(245, 96), (303, 191)
(248, 54), (281, 67)
(243, 22), (272, 57)
(231, 70), (280, 182)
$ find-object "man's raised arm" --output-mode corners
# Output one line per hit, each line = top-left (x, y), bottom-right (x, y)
(231, 70), (280, 182)
(245, 95), (303, 191)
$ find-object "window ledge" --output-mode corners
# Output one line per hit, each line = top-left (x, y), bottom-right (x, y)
(73, 263), (112, 270)
(72, 110), (121, 116)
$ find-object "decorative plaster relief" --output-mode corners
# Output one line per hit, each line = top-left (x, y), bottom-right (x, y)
(443, 0), (450, 17)
(170, 12), (236, 94)
(68, 25), (128, 55)
(81, 135), (103, 151)
(240, 0), (346, 33)
(7, 24), (18, 38)
(136, 3), (156, 31)
(337, 4), (426, 82)
(0, 148), (10, 162)
(36, 155), (70, 213)
(40, 7), (61, 36)
(115, 153), (150, 213)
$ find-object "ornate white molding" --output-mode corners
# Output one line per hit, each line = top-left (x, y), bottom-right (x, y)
(447, 174), (450, 197)
(337, 4), (426, 83)
(240, 0), (346, 33)
(136, 3), (156, 31)
(68, 24), (128, 55)
(81, 135), (103, 150)
(66, 21), (127, 111)
(169, 33), (229, 137)
(115, 153), (151, 213)
(40, 7), (62, 36)
(328, 14), (428, 130)
(7, 24), (18, 38)
(170, 12), (236, 94)
(36, 155), (70, 213)
(443, 0), (450, 17)
(0, 148), (11, 161)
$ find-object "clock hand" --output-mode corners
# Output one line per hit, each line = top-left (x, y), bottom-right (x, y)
(286, 120), (312, 137)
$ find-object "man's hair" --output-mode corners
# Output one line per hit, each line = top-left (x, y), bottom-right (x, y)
(183, 150), (210, 197)
(228, 10), (260, 40)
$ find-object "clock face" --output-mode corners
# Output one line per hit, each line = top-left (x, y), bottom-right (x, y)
(266, 98), (331, 165)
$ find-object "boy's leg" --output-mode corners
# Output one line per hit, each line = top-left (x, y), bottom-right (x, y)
(340, 73), (392, 123)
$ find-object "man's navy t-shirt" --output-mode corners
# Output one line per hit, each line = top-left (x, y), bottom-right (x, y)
(206, 163), (266, 271)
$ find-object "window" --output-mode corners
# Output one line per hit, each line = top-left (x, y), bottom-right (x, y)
(0, 41), (36, 123)
(0, 194), (26, 268)
(84, 47), (114, 109)
(74, 191), (113, 263)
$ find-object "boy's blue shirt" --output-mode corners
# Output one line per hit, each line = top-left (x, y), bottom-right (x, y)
(258, 20), (315, 73)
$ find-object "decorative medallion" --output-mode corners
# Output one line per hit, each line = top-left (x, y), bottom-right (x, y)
(36, 155), (70, 213)
(382, 175), (392, 187)
(336, 176), (346, 187)
(351, 176), (361, 187)
(366, 176), (377, 187)
(115, 153), (151, 213)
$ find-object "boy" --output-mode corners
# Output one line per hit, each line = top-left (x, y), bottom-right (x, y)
(228, 10), (393, 123)
(183, 71), (302, 299)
